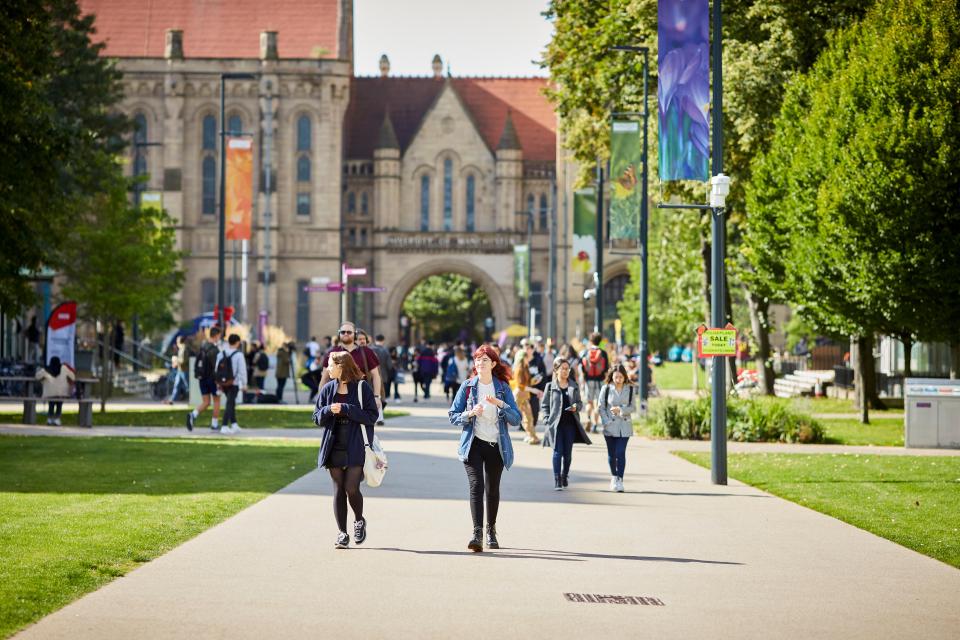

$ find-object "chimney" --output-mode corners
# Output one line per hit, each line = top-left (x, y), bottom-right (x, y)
(260, 31), (278, 61)
(379, 54), (390, 78)
(165, 29), (183, 60)
(432, 54), (443, 79)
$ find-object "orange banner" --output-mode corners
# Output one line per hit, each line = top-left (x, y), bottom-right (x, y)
(225, 137), (253, 240)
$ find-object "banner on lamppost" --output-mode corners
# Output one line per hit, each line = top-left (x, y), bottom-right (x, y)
(610, 120), (641, 240)
(45, 301), (77, 370)
(572, 189), (596, 274)
(225, 137), (253, 240)
(514, 244), (530, 299)
(658, 0), (709, 182)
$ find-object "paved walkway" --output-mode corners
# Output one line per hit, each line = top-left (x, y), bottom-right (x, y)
(10, 400), (960, 639)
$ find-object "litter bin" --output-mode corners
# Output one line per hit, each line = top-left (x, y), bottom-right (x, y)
(904, 378), (960, 449)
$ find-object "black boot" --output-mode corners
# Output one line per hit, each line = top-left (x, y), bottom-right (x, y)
(486, 524), (499, 549)
(561, 474), (569, 488)
(554, 474), (563, 491)
(468, 526), (484, 552)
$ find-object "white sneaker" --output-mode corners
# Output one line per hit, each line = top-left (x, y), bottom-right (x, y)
(54, 418), (61, 426)
(220, 425), (234, 434)
(231, 424), (242, 433)
(609, 476), (618, 491)
(615, 477), (625, 493)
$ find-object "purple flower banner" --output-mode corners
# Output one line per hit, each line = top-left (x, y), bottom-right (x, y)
(658, 0), (709, 182)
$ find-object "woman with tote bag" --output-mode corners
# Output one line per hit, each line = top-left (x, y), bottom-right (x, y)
(541, 359), (592, 490)
(313, 351), (380, 549)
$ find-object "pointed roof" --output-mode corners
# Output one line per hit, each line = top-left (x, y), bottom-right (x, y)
(497, 111), (521, 151)
(376, 112), (400, 150)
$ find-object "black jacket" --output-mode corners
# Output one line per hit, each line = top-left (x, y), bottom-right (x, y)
(313, 380), (379, 468)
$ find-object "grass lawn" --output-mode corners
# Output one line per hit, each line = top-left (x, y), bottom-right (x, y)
(651, 361), (708, 392)
(0, 435), (319, 639)
(675, 451), (960, 568)
(788, 396), (904, 417)
(0, 407), (408, 428)
(821, 416), (904, 446)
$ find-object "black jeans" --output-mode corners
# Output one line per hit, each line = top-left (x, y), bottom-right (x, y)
(329, 465), (364, 533)
(276, 377), (287, 398)
(48, 401), (63, 418)
(463, 439), (504, 529)
(222, 386), (239, 425)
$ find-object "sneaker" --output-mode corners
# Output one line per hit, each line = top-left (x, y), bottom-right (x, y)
(186, 412), (194, 431)
(376, 420), (385, 426)
(609, 476), (618, 491)
(353, 517), (367, 545)
(561, 475), (569, 488)
(335, 531), (349, 549)
(220, 425), (234, 434)
(554, 475), (563, 491)
(231, 424), (242, 433)
(54, 418), (61, 426)
(46, 418), (53, 426)
(615, 477), (625, 493)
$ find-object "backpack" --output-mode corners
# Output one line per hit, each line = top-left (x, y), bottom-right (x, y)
(216, 350), (236, 387)
(256, 351), (269, 372)
(444, 359), (459, 384)
(194, 343), (218, 380)
(604, 384), (633, 409)
(582, 348), (607, 379)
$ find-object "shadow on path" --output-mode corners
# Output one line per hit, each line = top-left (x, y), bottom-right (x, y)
(365, 546), (743, 565)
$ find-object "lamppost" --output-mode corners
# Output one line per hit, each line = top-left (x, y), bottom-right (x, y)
(132, 137), (162, 370)
(217, 72), (257, 329)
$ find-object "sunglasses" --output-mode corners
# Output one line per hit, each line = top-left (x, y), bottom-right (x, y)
(339, 330), (354, 335)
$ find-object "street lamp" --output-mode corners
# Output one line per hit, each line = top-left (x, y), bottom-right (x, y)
(131, 137), (162, 370)
(217, 72), (257, 329)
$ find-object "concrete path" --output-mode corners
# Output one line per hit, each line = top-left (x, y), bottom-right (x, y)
(11, 400), (960, 639)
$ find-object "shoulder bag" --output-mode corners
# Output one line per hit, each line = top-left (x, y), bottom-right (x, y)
(358, 381), (388, 487)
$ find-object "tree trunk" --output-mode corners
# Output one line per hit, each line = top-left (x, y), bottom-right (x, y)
(724, 271), (736, 392)
(701, 234), (712, 324)
(745, 288), (775, 395)
(900, 333), (913, 378)
(857, 333), (874, 425)
(99, 325), (110, 414)
(951, 339), (959, 380)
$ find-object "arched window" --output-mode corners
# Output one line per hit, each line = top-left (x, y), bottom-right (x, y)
(133, 113), (147, 145)
(228, 114), (242, 136)
(297, 193), (311, 216)
(133, 113), (147, 183)
(201, 278), (216, 313)
(297, 156), (311, 182)
(297, 115), (311, 151)
(202, 156), (216, 215)
(442, 158), (453, 232)
(202, 115), (217, 151)
(420, 175), (430, 231)
(526, 193), (535, 217)
(539, 194), (549, 231)
(465, 175), (475, 232)
(347, 192), (356, 213)
(360, 192), (368, 215)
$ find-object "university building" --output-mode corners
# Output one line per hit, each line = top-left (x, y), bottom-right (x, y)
(79, 0), (631, 344)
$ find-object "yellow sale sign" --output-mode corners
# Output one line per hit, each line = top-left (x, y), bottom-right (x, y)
(696, 323), (737, 358)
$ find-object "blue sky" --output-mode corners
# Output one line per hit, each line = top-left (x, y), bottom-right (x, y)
(353, 0), (553, 77)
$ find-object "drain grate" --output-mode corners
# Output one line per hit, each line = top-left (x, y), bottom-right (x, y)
(564, 593), (665, 606)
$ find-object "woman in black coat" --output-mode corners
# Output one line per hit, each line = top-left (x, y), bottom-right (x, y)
(313, 351), (380, 549)
(541, 359), (592, 490)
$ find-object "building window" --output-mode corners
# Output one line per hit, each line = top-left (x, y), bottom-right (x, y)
(202, 115), (216, 151)
(526, 193), (535, 229)
(201, 278), (216, 313)
(530, 281), (543, 322)
(539, 194), (549, 231)
(348, 228), (356, 246)
(360, 192), (368, 215)
(228, 114), (242, 136)
(443, 158), (453, 232)
(420, 175), (430, 231)
(297, 192), (311, 217)
(133, 113), (148, 184)
(297, 156), (311, 182)
(466, 175), (475, 232)
(296, 279), (310, 342)
(360, 228), (367, 246)
(202, 156), (216, 215)
(347, 192), (356, 214)
(297, 115), (311, 151)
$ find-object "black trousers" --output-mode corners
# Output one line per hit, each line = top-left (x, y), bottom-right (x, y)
(276, 377), (287, 398)
(222, 386), (239, 424)
(463, 438), (504, 529)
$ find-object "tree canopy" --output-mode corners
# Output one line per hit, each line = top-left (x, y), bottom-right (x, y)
(402, 274), (493, 343)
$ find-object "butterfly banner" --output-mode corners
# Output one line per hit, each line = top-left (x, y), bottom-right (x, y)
(610, 120), (641, 240)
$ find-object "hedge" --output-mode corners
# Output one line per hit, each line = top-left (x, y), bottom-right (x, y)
(643, 397), (824, 443)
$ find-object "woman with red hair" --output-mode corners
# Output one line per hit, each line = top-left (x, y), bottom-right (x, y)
(448, 344), (522, 552)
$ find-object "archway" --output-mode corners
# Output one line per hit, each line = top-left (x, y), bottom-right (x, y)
(402, 274), (492, 343)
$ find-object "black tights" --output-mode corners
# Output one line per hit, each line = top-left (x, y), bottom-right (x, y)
(329, 466), (364, 533)
(463, 439), (504, 529)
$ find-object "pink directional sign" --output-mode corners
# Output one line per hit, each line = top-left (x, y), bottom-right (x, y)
(344, 267), (367, 276)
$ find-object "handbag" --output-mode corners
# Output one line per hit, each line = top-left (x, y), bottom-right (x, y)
(358, 381), (388, 487)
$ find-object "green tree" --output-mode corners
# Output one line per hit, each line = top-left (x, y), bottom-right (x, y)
(745, 0), (960, 421)
(402, 274), (492, 343)
(59, 175), (185, 410)
(0, 0), (128, 310)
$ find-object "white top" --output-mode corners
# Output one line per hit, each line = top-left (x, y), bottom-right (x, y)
(474, 380), (499, 443)
(35, 367), (75, 398)
(455, 356), (470, 383)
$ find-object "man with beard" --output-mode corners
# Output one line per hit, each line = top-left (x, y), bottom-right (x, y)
(318, 321), (383, 414)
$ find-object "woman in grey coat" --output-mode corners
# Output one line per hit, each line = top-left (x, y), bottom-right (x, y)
(541, 359), (592, 490)
(598, 364), (635, 492)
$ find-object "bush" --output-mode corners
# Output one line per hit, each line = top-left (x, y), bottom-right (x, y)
(643, 397), (824, 443)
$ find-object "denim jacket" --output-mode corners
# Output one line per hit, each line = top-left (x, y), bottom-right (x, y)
(448, 376), (521, 469)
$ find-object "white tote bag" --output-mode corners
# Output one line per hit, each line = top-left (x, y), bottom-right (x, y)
(358, 381), (388, 487)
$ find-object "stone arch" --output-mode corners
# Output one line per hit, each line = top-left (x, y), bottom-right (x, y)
(384, 258), (510, 340)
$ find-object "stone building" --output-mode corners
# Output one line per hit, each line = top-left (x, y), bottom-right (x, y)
(79, 0), (623, 344)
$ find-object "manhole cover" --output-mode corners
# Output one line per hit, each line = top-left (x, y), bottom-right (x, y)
(564, 593), (665, 606)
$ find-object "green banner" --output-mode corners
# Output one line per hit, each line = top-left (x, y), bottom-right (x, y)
(572, 189), (596, 274)
(514, 244), (530, 298)
(610, 120), (641, 240)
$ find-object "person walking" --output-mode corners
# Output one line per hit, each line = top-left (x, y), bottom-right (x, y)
(318, 322), (383, 416)
(275, 341), (293, 401)
(580, 332), (610, 433)
(215, 333), (247, 434)
(165, 336), (189, 404)
(186, 327), (222, 431)
(448, 345), (522, 552)
(511, 347), (542, 445)
(416, 341), (439, 399)
(252, 342), (269, 392)
(313, 351), (380, 549)
(541, 359), (592, 490)
(598, 365), (635, 492)
(35, 356), (74, 425)
(23, 316), (41, 364)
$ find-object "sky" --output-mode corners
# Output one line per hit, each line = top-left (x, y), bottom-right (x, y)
(353, 0), (554, 77)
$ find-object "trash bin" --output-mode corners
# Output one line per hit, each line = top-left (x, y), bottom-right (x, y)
(904, 378), (960, 449)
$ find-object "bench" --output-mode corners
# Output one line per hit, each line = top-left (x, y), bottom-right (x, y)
(0, 376), (99, 427)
